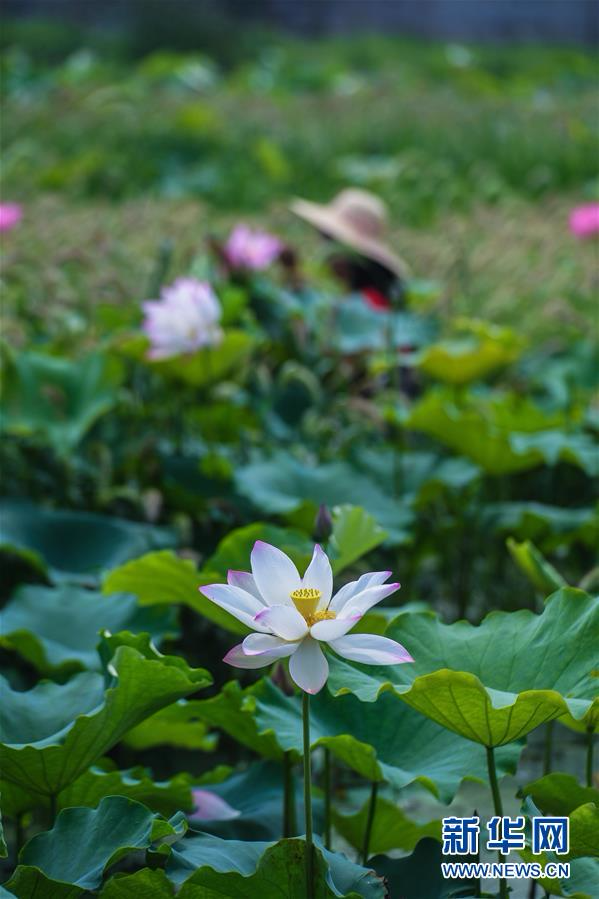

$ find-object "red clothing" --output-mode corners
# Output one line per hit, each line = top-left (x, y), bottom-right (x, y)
(362, 287), (391, 311)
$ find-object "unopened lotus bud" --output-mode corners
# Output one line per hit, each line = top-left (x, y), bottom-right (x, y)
(313, 504), (333, 542)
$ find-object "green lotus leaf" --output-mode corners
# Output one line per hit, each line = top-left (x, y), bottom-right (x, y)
(0, 584), (176, 675)
(485, 502), (598, 551)
(406, 388), (574, 474)
(521, 789), (599, 861)
(370, 837), (477, 899)
(194, 681), (283, 761)
(102, 549), (245, 634)
(235, 452), (414, 545)
(568, 803), (599, 860)
(147, 330), (255, 387)
(511, 430), (598, 477)
(328, 587), (599, 745)
(520, 774), (599, 819)
(196, 679), (520, 802)
(331, 296), (436, 354)
(193, 759), (321, 842)
(124, 700), (217, 751)
(167, 834), (386, 899)
(0, 501), (177, 581)
(205, 521), (314, 578)
(1, 758), (196, 818)
(353, 447), (480, 506)
(507, 537), (567, 595)
(333, 795), (441, 855)
(416, 318), (524, 385)
(99, 869), (175, 897)
(0, 633), (211, 798)
(5, 796), (185, 897)
(0, 350), (121, 454)
(327, 505), (387, 575)
(519, 797), (599, 898)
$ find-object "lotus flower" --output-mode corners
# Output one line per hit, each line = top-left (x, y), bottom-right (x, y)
(224, 224), (282, 271)
(200, 542), (413, 694)
(188, 788), (241, 822)
(0, 203), (22, 232)
(569, 203), (599, 239)
(142, 277), (222, 360)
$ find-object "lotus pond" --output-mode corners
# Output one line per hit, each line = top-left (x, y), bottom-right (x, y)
(0, 23), (598, 899)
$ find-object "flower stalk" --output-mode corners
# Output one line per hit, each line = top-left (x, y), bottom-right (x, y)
(323, 747), (332, 850)
(361, 780), (378, 865)
(486, 746), (507, 899)
(283, 750), (297, 838)
(303, 691), (314, 898)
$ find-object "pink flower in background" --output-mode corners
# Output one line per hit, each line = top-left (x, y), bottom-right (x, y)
(0, 203), (22, 232)
(188, 788), (241, 822)
(569, 203), (599, 239)
(224, 224), (282, 271)
(142, 277), (222, 360)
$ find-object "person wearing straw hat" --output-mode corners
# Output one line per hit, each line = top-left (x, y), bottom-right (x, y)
(290, 188), (410, 312)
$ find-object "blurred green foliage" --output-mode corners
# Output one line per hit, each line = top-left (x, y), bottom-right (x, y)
(1, 20), (597, 222)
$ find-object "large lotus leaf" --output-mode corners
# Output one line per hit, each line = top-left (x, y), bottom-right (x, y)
(167, 834), (386, 899)
(194, 681), (282, 760)
(520, 774), (599, 817)
(333, 796), (441, 855)
(204, 521), (314, 578)
(123, 700), (217, 750)
(330, 296), (436, 354)
(0, 584), (176, 675)
(99, 870), (174, 897)
(197, 760), (322, 842)
(1, 759), (195, 818)
(99, 869), (175, 897)
(406, 388), (573, 474)
(506, 538), (567, 595)
(327, 506), (387, 575)
(511, 430), (599, 477)
(327, 588), (599, 745)
(130, 330), (255, 387)
(370, 838), (477, 899)
(235, 452), (414, 545)
(0, 501), (177, 580)
(353, 447), (480, 506)
(519, 797), (599, 898)
(520, 793), (599, 861)
(196, 679), (520, 802)
(5, 796), (185, 897)
(416, 319), (524, 385)
(0, 350), (121, 454)
(0, 633), (211, 798)
(102, 549), (246, 635)
(486, 501), (598, 551)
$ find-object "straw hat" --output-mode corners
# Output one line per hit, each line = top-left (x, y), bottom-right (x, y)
(290, 188), (409, 278)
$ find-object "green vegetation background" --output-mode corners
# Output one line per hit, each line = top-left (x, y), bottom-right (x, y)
(1, 15), (597, 343)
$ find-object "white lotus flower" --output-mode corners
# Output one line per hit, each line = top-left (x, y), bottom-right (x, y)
(200, 541), (413, 694)
(142, 277), (222, 360)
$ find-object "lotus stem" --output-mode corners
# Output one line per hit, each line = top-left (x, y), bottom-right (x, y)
(323, 747), (332, 850)
(361, 780), (378, 865)
(302, 691), (314, 898)
(486, 746), (507, 899)
(586, 728), (595, 788)
(283, 750), (297, 837)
